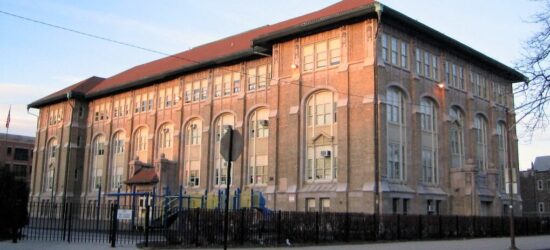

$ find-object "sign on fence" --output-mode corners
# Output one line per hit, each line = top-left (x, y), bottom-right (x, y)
(117, 209), (132, 220)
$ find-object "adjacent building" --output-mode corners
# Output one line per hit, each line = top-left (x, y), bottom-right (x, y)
(520, 156), (550, 216)
(0, 133), (35, 184)
(28, 0), (523, 216)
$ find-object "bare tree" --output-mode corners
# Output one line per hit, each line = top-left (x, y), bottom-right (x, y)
(515, 0), (550, 135)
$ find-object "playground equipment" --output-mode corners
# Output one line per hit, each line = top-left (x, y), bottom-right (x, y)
(105, 185), (268, 232)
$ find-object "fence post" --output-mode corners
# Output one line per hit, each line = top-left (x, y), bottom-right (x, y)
(110, 204), (118, 248)
(277, 210), (282, 245)
(396, 214), (400, 240)
(62, 202), (67, 241)
(438, 215), (443, 239)
(315, 211), (320, 244)
(372, 213), (379, 241)
(240, 209), (245, 246)
(194, 209), (200, 247)
(67, 203), (72, 243)
(145, 204), (150, 247)
(417, 215), (422, 239)
(345, 212), (350, 242)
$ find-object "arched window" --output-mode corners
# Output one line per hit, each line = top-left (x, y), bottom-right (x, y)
(184, 119), (202, 187)
(213, 114), (235, 186)
(157, 123), (174, 160)
(305, 91), (338, 181)
(496, 122), (507, 190)
(110, 132), (125, 191)
(386, 87), (406, 181)
(420, 97), (438, 184)
(474, 115), (488, 171)
(91, 135), (106, 190)
(449, 107), (464, 168)
(248, 108), (269, 185)
(420, 98), (436, 132)
(133, 127), (148, 162)
(44, 138), (58, 191)
(387, 87), (405, 124)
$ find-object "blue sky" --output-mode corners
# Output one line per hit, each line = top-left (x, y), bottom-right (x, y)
(0, 0), (547, 169)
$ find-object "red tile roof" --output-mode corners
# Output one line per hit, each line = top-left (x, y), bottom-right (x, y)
(28, 76), (104, 108)
(125, 166), (159, 185)
(86, 0), (375, 96)
(29, 0), (525, 108)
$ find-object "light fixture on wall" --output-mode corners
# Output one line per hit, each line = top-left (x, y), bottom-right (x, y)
(437, 82), (445, 89)
(291, 63), (298, 69)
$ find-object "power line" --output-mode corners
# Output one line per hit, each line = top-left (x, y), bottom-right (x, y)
(0, 9), (515, 110)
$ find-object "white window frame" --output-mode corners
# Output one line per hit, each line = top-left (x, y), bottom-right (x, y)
(474, 115), (488, 171)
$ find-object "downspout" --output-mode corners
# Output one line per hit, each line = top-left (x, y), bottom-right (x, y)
(373, 2), (383, 217)
(62, 93), (75, 206)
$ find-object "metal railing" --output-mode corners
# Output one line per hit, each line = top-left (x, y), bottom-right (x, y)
(21, 201), (550, 247)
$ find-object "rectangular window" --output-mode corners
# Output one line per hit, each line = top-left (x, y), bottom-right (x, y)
(306, 198), (316, 212)
(140, 100), (146, 112)
(415, 48), (422, 75)
(315, 156), (332, 180)
(188, 170), (199, 187)
(233, 73), (241, 93)
(387, 143), (403, 180)
(315, 41), (327, 68)
(452, 64), (458, 87)
(223, 73), (232, 96)
(424, 51), (431, 78)
(329, 38), (341, 65)
(303, 44), (314, 71)
(539, 202), (545, 213)
(306, 159), (313, 180)
(392, 198), (399, 214)
(390, 37), (398, 65)
(401, 42), (409, 69)
(201, 79), (208, 99)
(538, 180), (544, 190)
(7, 147), (12, 156)
(249, 165), (267, 185)
(432, 55), (439, 81)
(214, 76), (222, 97)
(315, 103), (332, 125)
(381, 34), (388, 62)
(422, 149), (435, 183)
(247, 68), (257, 91)
(458, 66), (464, 89)
(257, 65), (267, 89)
(320, 198), (330, 213)
(445, 62), (450, 84)
(165, 89), (172, 107)
(14, 148), (29, 161)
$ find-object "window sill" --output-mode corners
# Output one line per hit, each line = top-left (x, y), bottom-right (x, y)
(301, 64), (341, 74)
(305, 179), (337, 184)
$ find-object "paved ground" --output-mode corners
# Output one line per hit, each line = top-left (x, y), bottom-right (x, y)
(1, 236), (549, 250)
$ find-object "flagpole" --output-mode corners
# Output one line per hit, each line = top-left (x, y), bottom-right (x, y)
(5, 105), (10, 141)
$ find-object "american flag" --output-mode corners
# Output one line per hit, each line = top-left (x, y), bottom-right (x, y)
(5, 105), (10, 129)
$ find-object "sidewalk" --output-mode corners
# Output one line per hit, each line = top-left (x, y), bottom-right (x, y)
(1, 236), (549, 250)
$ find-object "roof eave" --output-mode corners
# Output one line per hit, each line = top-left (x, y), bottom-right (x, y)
(380, 6), (526, 83)
(86, 48), (259, 100)
(253, 4), (378, 48)
(253, 3), (526, 83)
(28, 90), (86, 109)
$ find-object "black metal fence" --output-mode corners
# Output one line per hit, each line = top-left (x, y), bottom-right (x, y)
(22, 201), (550, 247)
